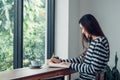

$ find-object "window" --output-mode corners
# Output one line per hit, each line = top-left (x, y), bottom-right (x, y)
(23, 0), (46, 67)
(0, 0), (55, 71)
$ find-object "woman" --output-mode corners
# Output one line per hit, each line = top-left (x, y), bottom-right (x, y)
(49, 14), (110, 80)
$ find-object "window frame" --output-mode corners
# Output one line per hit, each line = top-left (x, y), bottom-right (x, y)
(14, 0), (23, 68)
(14, 0), (55, 69)
(47, 0), (55, 59)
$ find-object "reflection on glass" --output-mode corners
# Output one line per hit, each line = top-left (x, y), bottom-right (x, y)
(0, 0), (14, 71)
(23, 0), (46, 67)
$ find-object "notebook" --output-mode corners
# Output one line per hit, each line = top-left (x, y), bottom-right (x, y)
(48, 63), (69, 68)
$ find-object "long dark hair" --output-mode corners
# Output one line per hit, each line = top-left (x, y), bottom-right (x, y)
(79, 14), (105, 48)
(79, 14), (110, 61)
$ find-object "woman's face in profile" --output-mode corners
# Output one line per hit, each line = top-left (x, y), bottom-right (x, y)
(80, 23), (89, 38)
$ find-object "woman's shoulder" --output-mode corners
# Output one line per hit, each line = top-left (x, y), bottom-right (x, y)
(93, 36), (107, 43)
(91, 36), (109, 47)
(93, 36), (109, 49)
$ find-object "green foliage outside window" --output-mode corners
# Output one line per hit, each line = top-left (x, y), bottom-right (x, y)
(0, 0), (46, 71)
(0, 0), (14, 71)
(23, 0), (46, 67)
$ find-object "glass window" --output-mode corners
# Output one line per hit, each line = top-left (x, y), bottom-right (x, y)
(0, 0), (54, 71)
(23, 0), (46, 67)
(0, 0), (14, 71)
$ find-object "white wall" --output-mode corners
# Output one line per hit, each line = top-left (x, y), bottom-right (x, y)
(79, 0), (120, 71)
(55, 0), (82, 60)
(55, 0), (81, 79)
(55, 0), (69, 59)
(68, 0), (81, 79)
(68, 0), (82, 58)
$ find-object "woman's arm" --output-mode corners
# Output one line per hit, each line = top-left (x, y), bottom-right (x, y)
(61, 56), (83, 63)
(50, 56), (83, 64)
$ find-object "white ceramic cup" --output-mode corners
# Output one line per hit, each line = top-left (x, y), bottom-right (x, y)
(31, 60), (41, 66)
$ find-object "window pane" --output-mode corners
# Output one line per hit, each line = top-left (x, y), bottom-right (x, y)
(23, 0), (46, 67)
(0, 0), (14, 71)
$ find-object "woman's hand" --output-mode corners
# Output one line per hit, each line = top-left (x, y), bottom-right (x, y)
(51, 58), (61, 63)
(47, 58), (61, 64)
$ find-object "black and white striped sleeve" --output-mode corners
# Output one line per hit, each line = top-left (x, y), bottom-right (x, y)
(70, 61), (95, 74)
(61, 56), (82, 63)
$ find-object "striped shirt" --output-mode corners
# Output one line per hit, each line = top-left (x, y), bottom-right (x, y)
(61, 36), (109, 80)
